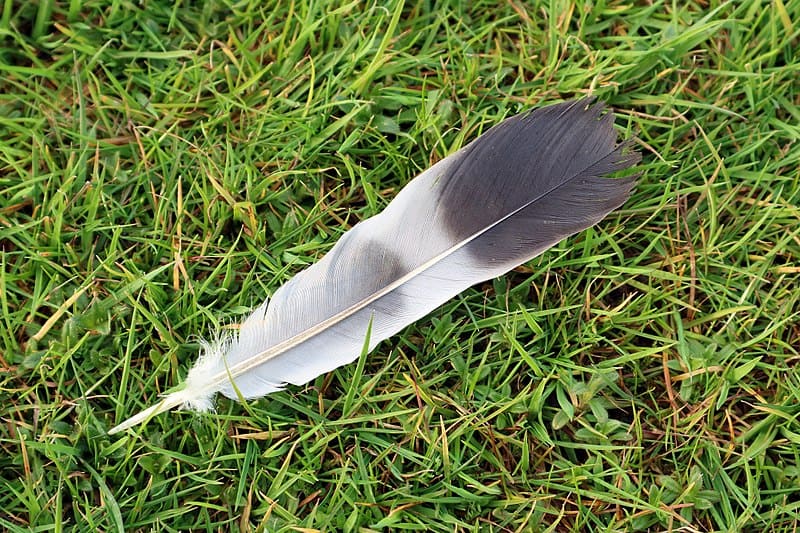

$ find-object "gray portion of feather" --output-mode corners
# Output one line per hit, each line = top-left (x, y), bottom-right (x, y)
(436, 99), (639, 262)
(272, 235), (408, 340)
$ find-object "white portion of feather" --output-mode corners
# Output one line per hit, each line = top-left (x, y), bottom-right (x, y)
(108, 98), (639, 435)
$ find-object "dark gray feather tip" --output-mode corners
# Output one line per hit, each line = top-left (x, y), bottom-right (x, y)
(438, 98), (640, 262)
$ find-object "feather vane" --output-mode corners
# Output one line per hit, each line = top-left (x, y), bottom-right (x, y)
(109, 98), (641, 434)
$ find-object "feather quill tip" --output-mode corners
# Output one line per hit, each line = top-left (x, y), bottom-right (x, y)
(107, 390), (190, 435)
(107, 336), (228, 434)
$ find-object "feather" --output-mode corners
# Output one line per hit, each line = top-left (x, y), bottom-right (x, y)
(108, 98), (641, 434)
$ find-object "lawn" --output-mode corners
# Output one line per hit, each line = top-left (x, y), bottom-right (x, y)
(1, 0), (799, 531)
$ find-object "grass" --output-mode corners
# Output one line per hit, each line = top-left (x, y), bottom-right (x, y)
(1, 0), (799, 531)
